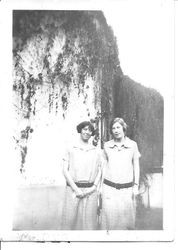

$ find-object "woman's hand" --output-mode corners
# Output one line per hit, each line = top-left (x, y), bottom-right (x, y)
(133, 184), (139, 196)
(83, 185), (97, 197)
(75, 189), (85, 199)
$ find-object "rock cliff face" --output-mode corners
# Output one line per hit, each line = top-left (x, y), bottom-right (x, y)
(13, 10), (121, 182)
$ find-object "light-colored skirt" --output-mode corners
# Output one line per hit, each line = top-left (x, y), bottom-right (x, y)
(62, 186), (98, 230)
(101, 184), (136, 230)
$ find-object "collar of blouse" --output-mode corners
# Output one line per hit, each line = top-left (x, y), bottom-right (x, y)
(73, 141), (96, 151)
(108, 137), (133, 149)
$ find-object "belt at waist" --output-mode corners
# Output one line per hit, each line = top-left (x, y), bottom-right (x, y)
(67, 182), (94, 188)
(104, 179), (134, 189)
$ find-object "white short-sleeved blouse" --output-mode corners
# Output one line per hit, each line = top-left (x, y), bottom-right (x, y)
(103, 137), (141, 184)
(63, 141), (101, 183)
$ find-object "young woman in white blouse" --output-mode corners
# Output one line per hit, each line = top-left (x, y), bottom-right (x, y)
(101, 117), (141, 230)
(62, 121), (102, 230)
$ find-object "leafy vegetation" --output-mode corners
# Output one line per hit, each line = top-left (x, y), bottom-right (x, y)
(113, 75), (164, 176)
(13, 10), (120, 172)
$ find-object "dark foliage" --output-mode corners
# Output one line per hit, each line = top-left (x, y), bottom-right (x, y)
(114, 75), (164, 176)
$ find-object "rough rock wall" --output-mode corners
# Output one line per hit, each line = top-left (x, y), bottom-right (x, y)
(13, 10), (120, 183)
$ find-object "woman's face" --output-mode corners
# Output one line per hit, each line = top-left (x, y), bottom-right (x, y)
(80, 125), (93, 142)
(112, 122), (125, 140)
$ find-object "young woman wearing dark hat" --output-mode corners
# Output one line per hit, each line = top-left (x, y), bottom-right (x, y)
(62, 121), (102, 230)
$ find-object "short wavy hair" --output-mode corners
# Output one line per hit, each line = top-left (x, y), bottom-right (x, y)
(76, 121), (95, 136)
(110, 117), (128, 135)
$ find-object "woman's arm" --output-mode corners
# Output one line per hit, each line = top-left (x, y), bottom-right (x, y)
(133, 157), (140, 186)
(132, 151), (140, 195)
(83, 150), (104, 197)
(94, 166), (102, 188)
(63, 160), (84, 198)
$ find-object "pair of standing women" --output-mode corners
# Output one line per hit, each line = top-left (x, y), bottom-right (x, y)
(62, 118), (140, 230)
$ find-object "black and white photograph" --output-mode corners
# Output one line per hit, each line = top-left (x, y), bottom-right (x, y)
(0, 0), (175, 243)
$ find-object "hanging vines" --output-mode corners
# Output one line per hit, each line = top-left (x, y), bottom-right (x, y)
(13, 10), (121, 172)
